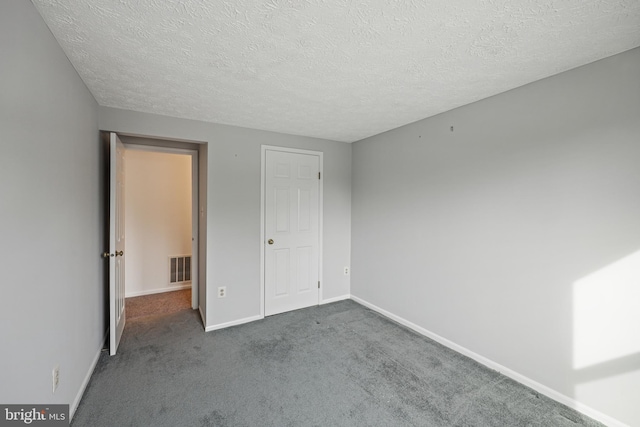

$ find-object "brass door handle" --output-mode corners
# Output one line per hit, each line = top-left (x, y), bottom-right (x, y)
(103, 251), (123, 258)
(268, 239), (274, 245)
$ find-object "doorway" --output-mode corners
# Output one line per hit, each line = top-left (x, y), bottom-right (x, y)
(104, 131), (206, 355)
(123, 146), (195, 319)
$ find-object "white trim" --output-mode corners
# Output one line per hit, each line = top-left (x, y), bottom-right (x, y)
(260, 148), (266, 318)
(260, 145), (324, 317)
(190, 152), (199, 310)
(318, 154), (324, 302)
(320, 294), (351, 305)
(350, 295), (628, 427)
(71, 332), (107, 420)
(261, 145), (325, 156)
(110, 131), (207, 145)
(205, 314), (264, 332)
(125, 284), (191, 298)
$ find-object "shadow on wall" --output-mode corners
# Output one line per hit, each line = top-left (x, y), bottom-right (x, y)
(572, 249), (640, 424)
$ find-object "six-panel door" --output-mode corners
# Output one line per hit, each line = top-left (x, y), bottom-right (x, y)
(264, 150), (320, 316)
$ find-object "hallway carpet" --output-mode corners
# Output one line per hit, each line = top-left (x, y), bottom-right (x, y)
(126, 288), (191, 320)
(72, 300), (602, 426)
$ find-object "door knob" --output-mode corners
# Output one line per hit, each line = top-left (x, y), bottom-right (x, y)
(102, 252), (112, 258)
(115, 250), (124, 256)
(268, 239), (274, 245)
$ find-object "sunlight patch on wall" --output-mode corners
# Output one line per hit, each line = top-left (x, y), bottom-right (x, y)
(574, 369), (640, 427)
(573, 250), (640, 370)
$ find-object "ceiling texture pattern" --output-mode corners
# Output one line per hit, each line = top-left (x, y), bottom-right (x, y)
(33, 0), (640, 142)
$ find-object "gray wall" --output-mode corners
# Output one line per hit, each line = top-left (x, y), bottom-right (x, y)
(0, 0), (102, 415)
(351, 47), (640, 426)
(99, 108), (352, 328)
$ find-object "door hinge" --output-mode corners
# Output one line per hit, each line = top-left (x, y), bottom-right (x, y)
(318, 172), (321, 180)
(318, 281), (320, 289)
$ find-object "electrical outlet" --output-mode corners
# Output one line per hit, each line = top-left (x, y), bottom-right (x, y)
(52, 366), (59, 393)
(344, 266), (350, 276)
(218, 287), (226, 298)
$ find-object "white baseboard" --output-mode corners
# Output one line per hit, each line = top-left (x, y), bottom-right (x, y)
(205, 314), (263, 332)
(70, 332), (107, 420)
(349, 295), (627, 427)
(320, 294), (351, 305)
(125, 283), (191, 298)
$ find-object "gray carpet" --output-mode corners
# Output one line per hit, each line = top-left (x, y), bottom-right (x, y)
(72, 300), (602, 426)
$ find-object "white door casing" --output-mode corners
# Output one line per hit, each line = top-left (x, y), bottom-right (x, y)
(264, 148), (321, 316)
(109, 132), (126, 355)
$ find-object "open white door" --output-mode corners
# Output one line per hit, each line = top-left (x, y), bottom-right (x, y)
(109, 132), (126, 355)
(264, 149), (320, 316)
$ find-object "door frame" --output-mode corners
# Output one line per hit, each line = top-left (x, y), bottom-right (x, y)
(260, 145), (324, 317)
(124, 143), (200, 310)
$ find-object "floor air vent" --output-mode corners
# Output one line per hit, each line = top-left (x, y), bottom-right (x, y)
(170, 255), (191, 284)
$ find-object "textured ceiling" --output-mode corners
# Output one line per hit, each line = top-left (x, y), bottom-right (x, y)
(33, 0), (640, 142)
